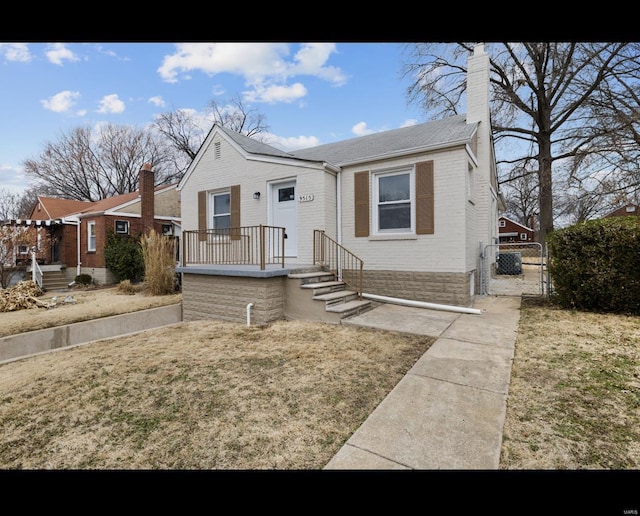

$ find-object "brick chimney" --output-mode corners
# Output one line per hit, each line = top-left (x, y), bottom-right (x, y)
(139, 163), (155, 235)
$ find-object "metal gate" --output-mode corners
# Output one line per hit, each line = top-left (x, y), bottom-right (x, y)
(480, 242), (550, 297)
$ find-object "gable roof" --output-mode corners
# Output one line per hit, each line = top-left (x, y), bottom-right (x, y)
(73, 183), (178, 218)
(290, 115), (475, 166)
(29, 184), (179, 221)
(179, 115), (477, 190)
(32, 197), (92, 219)
(216, 125), (297, 160)
(499, 216), (533, 232)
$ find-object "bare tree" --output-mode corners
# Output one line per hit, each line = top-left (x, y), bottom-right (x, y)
(23, 124), (179, 202)
(501, 166), (539, 228)
(207, 95), (269, 138)
(0, 225), (32, 288)
(0, 189), (21, 221)
(154, 94), (270, 169)
(402, 43), (640, 246)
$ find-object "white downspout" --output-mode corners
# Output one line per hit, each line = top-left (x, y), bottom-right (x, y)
(336, 170), (342, 246)
(246, 303), (254, 326)
(76, 219), (81, 277)
(362, 292), (482, 315)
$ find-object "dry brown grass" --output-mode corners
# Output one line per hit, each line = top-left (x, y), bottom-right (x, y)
(0, 290), (433, 469)
(0, 286), (181, 338)
(500, 298), (640, 469)
(1, 288), (639, 470)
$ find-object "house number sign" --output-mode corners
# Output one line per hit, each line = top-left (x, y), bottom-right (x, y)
(298, 194), (314, 202)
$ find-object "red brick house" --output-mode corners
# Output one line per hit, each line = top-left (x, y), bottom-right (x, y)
(3, 164), (181, 287)
(603, 204), (639, 218)
(498, 216), (535, 243)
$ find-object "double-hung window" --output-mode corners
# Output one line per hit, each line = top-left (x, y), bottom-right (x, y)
(373, 169), (414, 234)
(87, 221), (96, 252)
(209, 191), (231, 235)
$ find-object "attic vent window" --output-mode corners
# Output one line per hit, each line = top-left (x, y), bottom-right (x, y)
(115, 220), (130, 235)
(214, 141), (221, 160)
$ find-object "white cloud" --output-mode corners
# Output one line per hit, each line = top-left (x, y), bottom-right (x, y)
(352, 122), (375, 136)
(400, 119), (418, 128)
(290, 43), (347, 86)
(157, 43), (346, 105)
(0, 43), (31, 62)
(263, 133), (321, 152)
(148, 96), (165, 107)
(41, 91), (80, 113)
(243, 82), (307, 104)
(45, 43), (79, 66)
(97, 94), (125, 114)
(0, 164), (28, 194)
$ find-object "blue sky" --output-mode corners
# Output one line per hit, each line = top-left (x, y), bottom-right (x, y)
(0, 42), (428, 195)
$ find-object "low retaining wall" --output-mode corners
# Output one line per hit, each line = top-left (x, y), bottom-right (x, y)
(0, 303), (183, 364)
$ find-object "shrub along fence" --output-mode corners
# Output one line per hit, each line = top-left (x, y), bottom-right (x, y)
(547, 217), (640, 314)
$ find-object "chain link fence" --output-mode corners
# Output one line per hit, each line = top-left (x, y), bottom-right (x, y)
(480, 242), (550, 298)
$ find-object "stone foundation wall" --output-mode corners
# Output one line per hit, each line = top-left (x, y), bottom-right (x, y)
(362, 269), (473, 307)
(182, 273), (285, 325)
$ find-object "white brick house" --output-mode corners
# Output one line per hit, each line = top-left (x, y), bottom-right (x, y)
(177, 44), (502, 314)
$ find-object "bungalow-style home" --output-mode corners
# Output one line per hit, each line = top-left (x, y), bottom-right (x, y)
(176, 44), (504, 325)
(498, 215), (535, 244)
(2, 164), (181, 289)
(602, 204), (639, 218)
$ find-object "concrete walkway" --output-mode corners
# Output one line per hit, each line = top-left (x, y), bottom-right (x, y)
(325, 295), (521, 470)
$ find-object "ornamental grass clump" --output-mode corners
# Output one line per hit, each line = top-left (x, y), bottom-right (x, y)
(141, 230), (177, 296)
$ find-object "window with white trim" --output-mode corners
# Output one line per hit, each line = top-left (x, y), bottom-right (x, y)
(209, 191), (231, 232)
(520, 233), (527, 240)
(87, 221), (96, 252)
(499, 219), (506, 228)
(373, 168), (414, 234)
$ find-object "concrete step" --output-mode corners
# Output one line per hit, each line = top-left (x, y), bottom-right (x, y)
(42, 271), (69, 291)
(313, 289), (359, 305)
(325, 299), (372, 319)
(288, 271), (336, 285)
(299, 280), (346, 295)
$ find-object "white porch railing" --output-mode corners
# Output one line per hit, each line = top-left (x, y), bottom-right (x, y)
(31, 251), (43, 289)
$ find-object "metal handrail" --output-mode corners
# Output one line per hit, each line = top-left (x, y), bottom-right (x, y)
(313, 230), (364, 299)
(181, 225), (286, 270)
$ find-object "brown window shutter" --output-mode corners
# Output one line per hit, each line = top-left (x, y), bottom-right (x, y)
(416, 161), (434, 235)
(230, 184), (241, 240)
(354, 171), (370, 237)
(197, 191), (206, 241)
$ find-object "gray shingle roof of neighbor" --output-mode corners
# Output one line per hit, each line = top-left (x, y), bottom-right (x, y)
(217, 114), (476, 167)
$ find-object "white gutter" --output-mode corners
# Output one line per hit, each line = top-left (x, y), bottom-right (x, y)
(362, 292), (482, 315)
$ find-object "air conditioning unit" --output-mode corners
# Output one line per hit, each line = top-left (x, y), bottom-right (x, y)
(496, 252), (522, 275)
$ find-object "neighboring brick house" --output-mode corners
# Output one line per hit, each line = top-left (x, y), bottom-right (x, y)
(3, 164), (181, 286)
(602, 204), (639, 218)
(498, 216), (535, 243)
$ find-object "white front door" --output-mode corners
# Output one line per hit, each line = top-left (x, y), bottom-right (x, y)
(270, 180), (297, 257)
